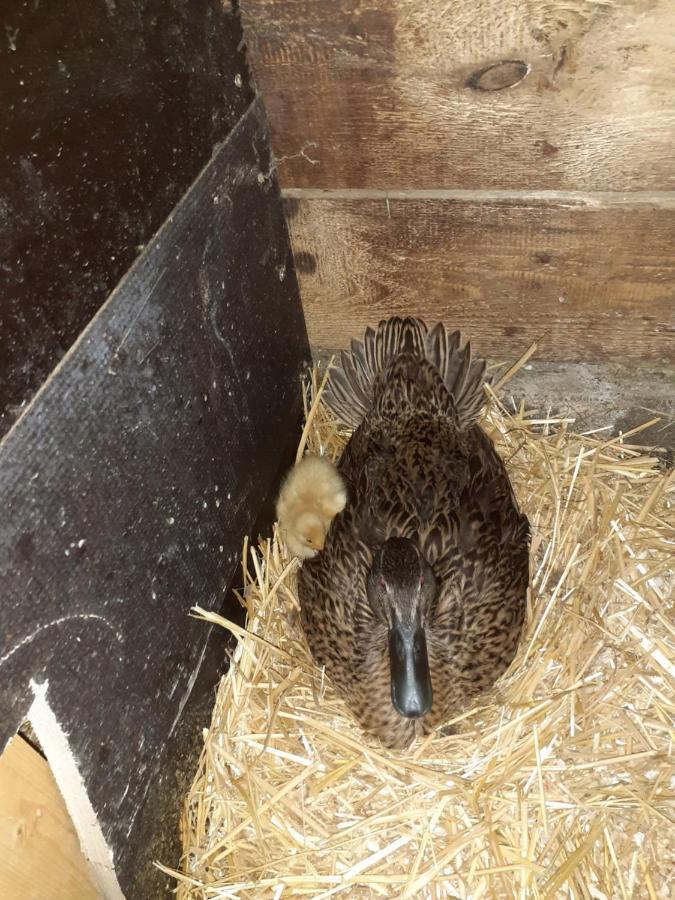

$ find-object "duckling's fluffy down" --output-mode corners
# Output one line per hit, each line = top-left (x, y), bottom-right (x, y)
(276, 455), (347, 560)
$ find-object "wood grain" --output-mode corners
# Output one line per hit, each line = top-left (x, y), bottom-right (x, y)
(242, 0), (675, 190)
(0, 736), (99, 899)
(284, 192), (675, 361)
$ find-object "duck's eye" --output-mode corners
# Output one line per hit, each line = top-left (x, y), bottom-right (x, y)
(306, 536), (314, 545)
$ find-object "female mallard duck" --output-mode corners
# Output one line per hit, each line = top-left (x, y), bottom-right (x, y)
(297, 317), (529, 749)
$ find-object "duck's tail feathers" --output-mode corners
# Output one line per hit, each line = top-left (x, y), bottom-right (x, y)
(324, 317), (489, 429)
(425, 321), (489, 428)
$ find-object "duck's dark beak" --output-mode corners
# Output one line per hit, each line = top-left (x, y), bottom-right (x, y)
(388, 618), (433, 719)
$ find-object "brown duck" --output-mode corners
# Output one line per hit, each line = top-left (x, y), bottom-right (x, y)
(297, 317), (529, 749)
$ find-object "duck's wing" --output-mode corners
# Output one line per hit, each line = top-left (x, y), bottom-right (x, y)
(418, 426), (529, 729)
(336, 415), (415, 553)
(433, 426), (530, 633)
(297, 497), (377, 694)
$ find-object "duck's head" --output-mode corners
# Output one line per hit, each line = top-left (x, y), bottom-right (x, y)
(367, 537), (436, 720)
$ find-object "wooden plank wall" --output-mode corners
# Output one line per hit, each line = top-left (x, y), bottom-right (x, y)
(242, 0), (675, 361)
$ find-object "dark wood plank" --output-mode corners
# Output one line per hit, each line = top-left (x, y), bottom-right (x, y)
(0, 0), (254, 437)
(0, 98), (309, 896)
(284, 192), (675, 362)
(242, 0), (675, 190)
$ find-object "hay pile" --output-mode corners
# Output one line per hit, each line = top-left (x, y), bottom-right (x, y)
(163, 365), (674, 899)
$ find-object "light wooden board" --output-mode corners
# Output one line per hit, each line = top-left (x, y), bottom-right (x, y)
(284, 192), (675, 361)
(243, 0), (675, 190)
(0, 736), (100, 899)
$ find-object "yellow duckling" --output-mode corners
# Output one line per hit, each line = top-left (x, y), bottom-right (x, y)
(276, 455), (347, 560)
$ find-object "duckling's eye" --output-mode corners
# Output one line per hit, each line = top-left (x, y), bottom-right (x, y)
(306, 536), (314, 545)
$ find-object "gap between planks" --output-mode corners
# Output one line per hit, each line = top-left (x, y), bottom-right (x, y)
(282, 188), (675, 209)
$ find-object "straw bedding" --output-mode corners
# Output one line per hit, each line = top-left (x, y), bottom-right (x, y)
(163, 364), (674, 899)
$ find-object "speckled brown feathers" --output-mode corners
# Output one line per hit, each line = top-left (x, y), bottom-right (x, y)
(298, 318), (529, 748)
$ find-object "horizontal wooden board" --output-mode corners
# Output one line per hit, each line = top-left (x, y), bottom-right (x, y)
(243, 0), (675, 190)
(0, 737), (99, 899)
(284, 192), (675, 361)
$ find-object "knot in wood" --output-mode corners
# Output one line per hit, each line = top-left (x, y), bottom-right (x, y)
(466, 60), (529, 92)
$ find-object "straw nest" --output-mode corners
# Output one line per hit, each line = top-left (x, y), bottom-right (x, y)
(163, 361), (674, 899)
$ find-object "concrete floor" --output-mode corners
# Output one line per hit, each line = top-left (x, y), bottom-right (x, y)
(504, 361), (674, 466)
